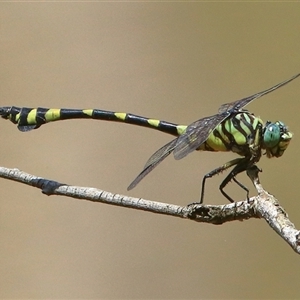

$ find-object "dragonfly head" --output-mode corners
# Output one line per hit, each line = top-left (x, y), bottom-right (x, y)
(263, 121), (293, 158)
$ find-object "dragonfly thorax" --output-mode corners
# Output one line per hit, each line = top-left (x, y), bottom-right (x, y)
(263, 121), (292, 158)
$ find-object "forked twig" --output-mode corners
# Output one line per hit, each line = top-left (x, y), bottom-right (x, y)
(0, 165), (299, 253)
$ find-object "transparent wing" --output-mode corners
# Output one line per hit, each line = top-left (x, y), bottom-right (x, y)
(218, 73), (300, 114)
(127, 138), (178, 190)
(174, 73), (300, 161)
(173, 113), (229, 160)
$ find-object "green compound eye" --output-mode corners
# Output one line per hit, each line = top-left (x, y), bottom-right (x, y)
(263, 122), (281, 148)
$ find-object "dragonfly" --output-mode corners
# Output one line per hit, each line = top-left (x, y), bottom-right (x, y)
(0, 73), (299, 203)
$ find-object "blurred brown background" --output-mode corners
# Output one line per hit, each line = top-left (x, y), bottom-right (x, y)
(1, 3), (300, 299)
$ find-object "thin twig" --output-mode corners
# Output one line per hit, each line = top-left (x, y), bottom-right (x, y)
(0, 166), (299, 254)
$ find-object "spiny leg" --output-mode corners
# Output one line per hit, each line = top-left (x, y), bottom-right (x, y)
(199, 158), (244, 204)
(219, 158), (251, 203)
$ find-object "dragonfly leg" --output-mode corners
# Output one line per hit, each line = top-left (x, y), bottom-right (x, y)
(199, 158), (243, 203)
(232, 177), (250, 200)
(220, 177), (250, 203)
(219, 158), (251, 203)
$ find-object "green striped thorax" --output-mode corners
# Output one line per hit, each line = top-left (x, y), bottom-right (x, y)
(263, 121), (292, 158)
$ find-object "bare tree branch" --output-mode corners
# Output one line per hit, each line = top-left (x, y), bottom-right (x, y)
(0, 166), (299, 254)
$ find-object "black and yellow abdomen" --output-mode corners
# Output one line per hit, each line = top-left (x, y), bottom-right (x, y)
(1, 106), (187, 136)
